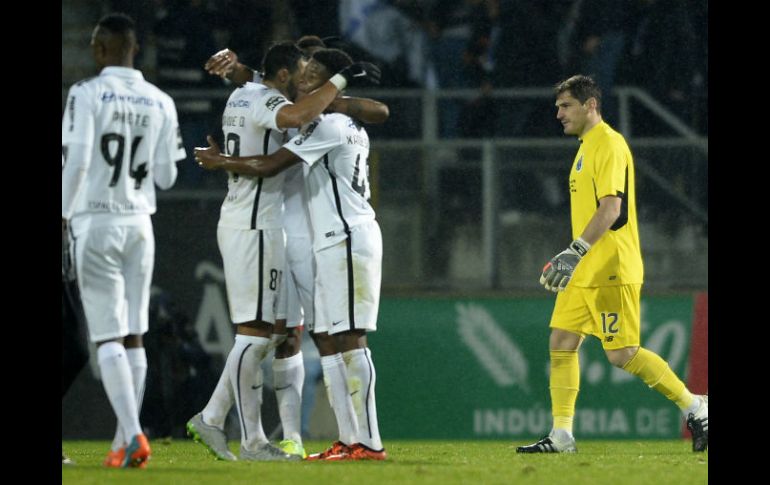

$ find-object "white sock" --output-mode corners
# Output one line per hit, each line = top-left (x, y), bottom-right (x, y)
(321, 353), (358, 445)
(343, 348), (383, 450)
(682, 394), (703, 418)
(202, 365), (235, 429)
(98, 342), (142, 441)
(273, 352), (304, 444)
(110, 347), (148, 451)
(551, 427), (574, 442)
(229, 334), (271, 450)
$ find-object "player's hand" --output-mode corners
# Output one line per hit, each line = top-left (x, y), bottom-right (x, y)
(540, 238), (591, 292)
(338, 62), (381, 88)
(194, 136), (225, 170)
(204, 48), (239, 79)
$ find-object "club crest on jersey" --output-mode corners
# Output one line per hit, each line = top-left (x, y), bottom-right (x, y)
(265, 96), (287, 111)
(576, 155), (583, 172)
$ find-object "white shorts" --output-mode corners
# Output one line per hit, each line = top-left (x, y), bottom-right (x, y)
(278, 235), (315, 328)
(74, 215), (154, 343)
(313, 221), (382, 335)
(217, 226), (285, 324)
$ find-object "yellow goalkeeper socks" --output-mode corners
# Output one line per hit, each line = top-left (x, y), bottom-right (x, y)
(622, 347), (694, 410)
(550, 350), (580, 434)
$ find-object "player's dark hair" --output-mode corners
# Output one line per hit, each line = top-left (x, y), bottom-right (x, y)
(97, 12), (136, 35)
(310, 48), (353, 77)
(262, 41), (304, 80)
(296, 35), (326, 58)
(555, 75), (602, 112)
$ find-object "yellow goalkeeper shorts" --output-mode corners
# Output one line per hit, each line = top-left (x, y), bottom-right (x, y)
(549, 284), (642, 350)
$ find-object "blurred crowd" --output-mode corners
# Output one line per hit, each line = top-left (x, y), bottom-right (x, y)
(108, 0), (706, 127)
(99, 0), (707, 190)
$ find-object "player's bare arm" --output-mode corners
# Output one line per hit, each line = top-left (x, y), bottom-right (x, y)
(327, 97), (390, 124)
(205, 48), (385, 125)
(540, 195), (621, 292)
(204, 48), (254, 86)
(579, 195), (622, 244)
(195, 135), (300, 177)
(276, 62), (381, 129)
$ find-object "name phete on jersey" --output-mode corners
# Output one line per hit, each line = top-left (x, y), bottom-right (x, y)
(222, 115), (246, 127)
(112, 111), (150, 127)
(346, 134), (369, 148)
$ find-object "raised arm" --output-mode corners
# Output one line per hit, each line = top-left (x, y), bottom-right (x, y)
(327, 96), (390, 124)
(204, 48), (257, 87)
(194, 135), (300, 177)
(275, 62), (382, 129)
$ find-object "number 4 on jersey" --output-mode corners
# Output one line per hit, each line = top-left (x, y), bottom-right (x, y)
(352, 153), (368, 198)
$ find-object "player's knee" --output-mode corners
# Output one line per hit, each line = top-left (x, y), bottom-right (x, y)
(335, 329), (367, 352)
(549, 329), (582, 350)
(96, 336), (124, 347)
(236, 320), (272, 337)
(605, 346), (638, 367)
(124, 334), (143, 348)
(312, 332), (338, 356)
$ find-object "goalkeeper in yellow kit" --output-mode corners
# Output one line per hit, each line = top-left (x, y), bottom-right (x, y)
(516, 75), (708, 453)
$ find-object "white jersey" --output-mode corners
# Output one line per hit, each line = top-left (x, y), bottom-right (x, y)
(284, 113), (375, 250)
(61, 66), (185, 217)
(282, 162), (313, 238)
(218, 82), (290, 230)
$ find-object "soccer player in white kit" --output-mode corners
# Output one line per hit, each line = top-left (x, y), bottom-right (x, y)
(203, 38), (389, 460)
(186, 41), (382, 462)
(61, 13), (186, 469)
(195, 48), (387, 461)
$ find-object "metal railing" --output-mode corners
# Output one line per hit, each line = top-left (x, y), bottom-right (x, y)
(61, 86), (708, 290)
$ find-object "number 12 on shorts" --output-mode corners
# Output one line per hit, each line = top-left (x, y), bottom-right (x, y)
(601, 312), (619, 334)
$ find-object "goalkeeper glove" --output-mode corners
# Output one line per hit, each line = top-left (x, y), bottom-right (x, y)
(540, 238), (591, 292)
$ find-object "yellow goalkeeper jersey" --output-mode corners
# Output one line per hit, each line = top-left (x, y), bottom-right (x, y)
(569, 121), (644, 287)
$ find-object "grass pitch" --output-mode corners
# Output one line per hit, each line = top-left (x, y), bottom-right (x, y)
(62, 439), (707, 484)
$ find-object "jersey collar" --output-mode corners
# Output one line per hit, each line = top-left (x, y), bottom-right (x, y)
(100, 66), (144, 81)
(578, 120), (606, 144)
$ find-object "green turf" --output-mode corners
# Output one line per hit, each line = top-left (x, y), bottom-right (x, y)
(62, 439), (707, 484)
